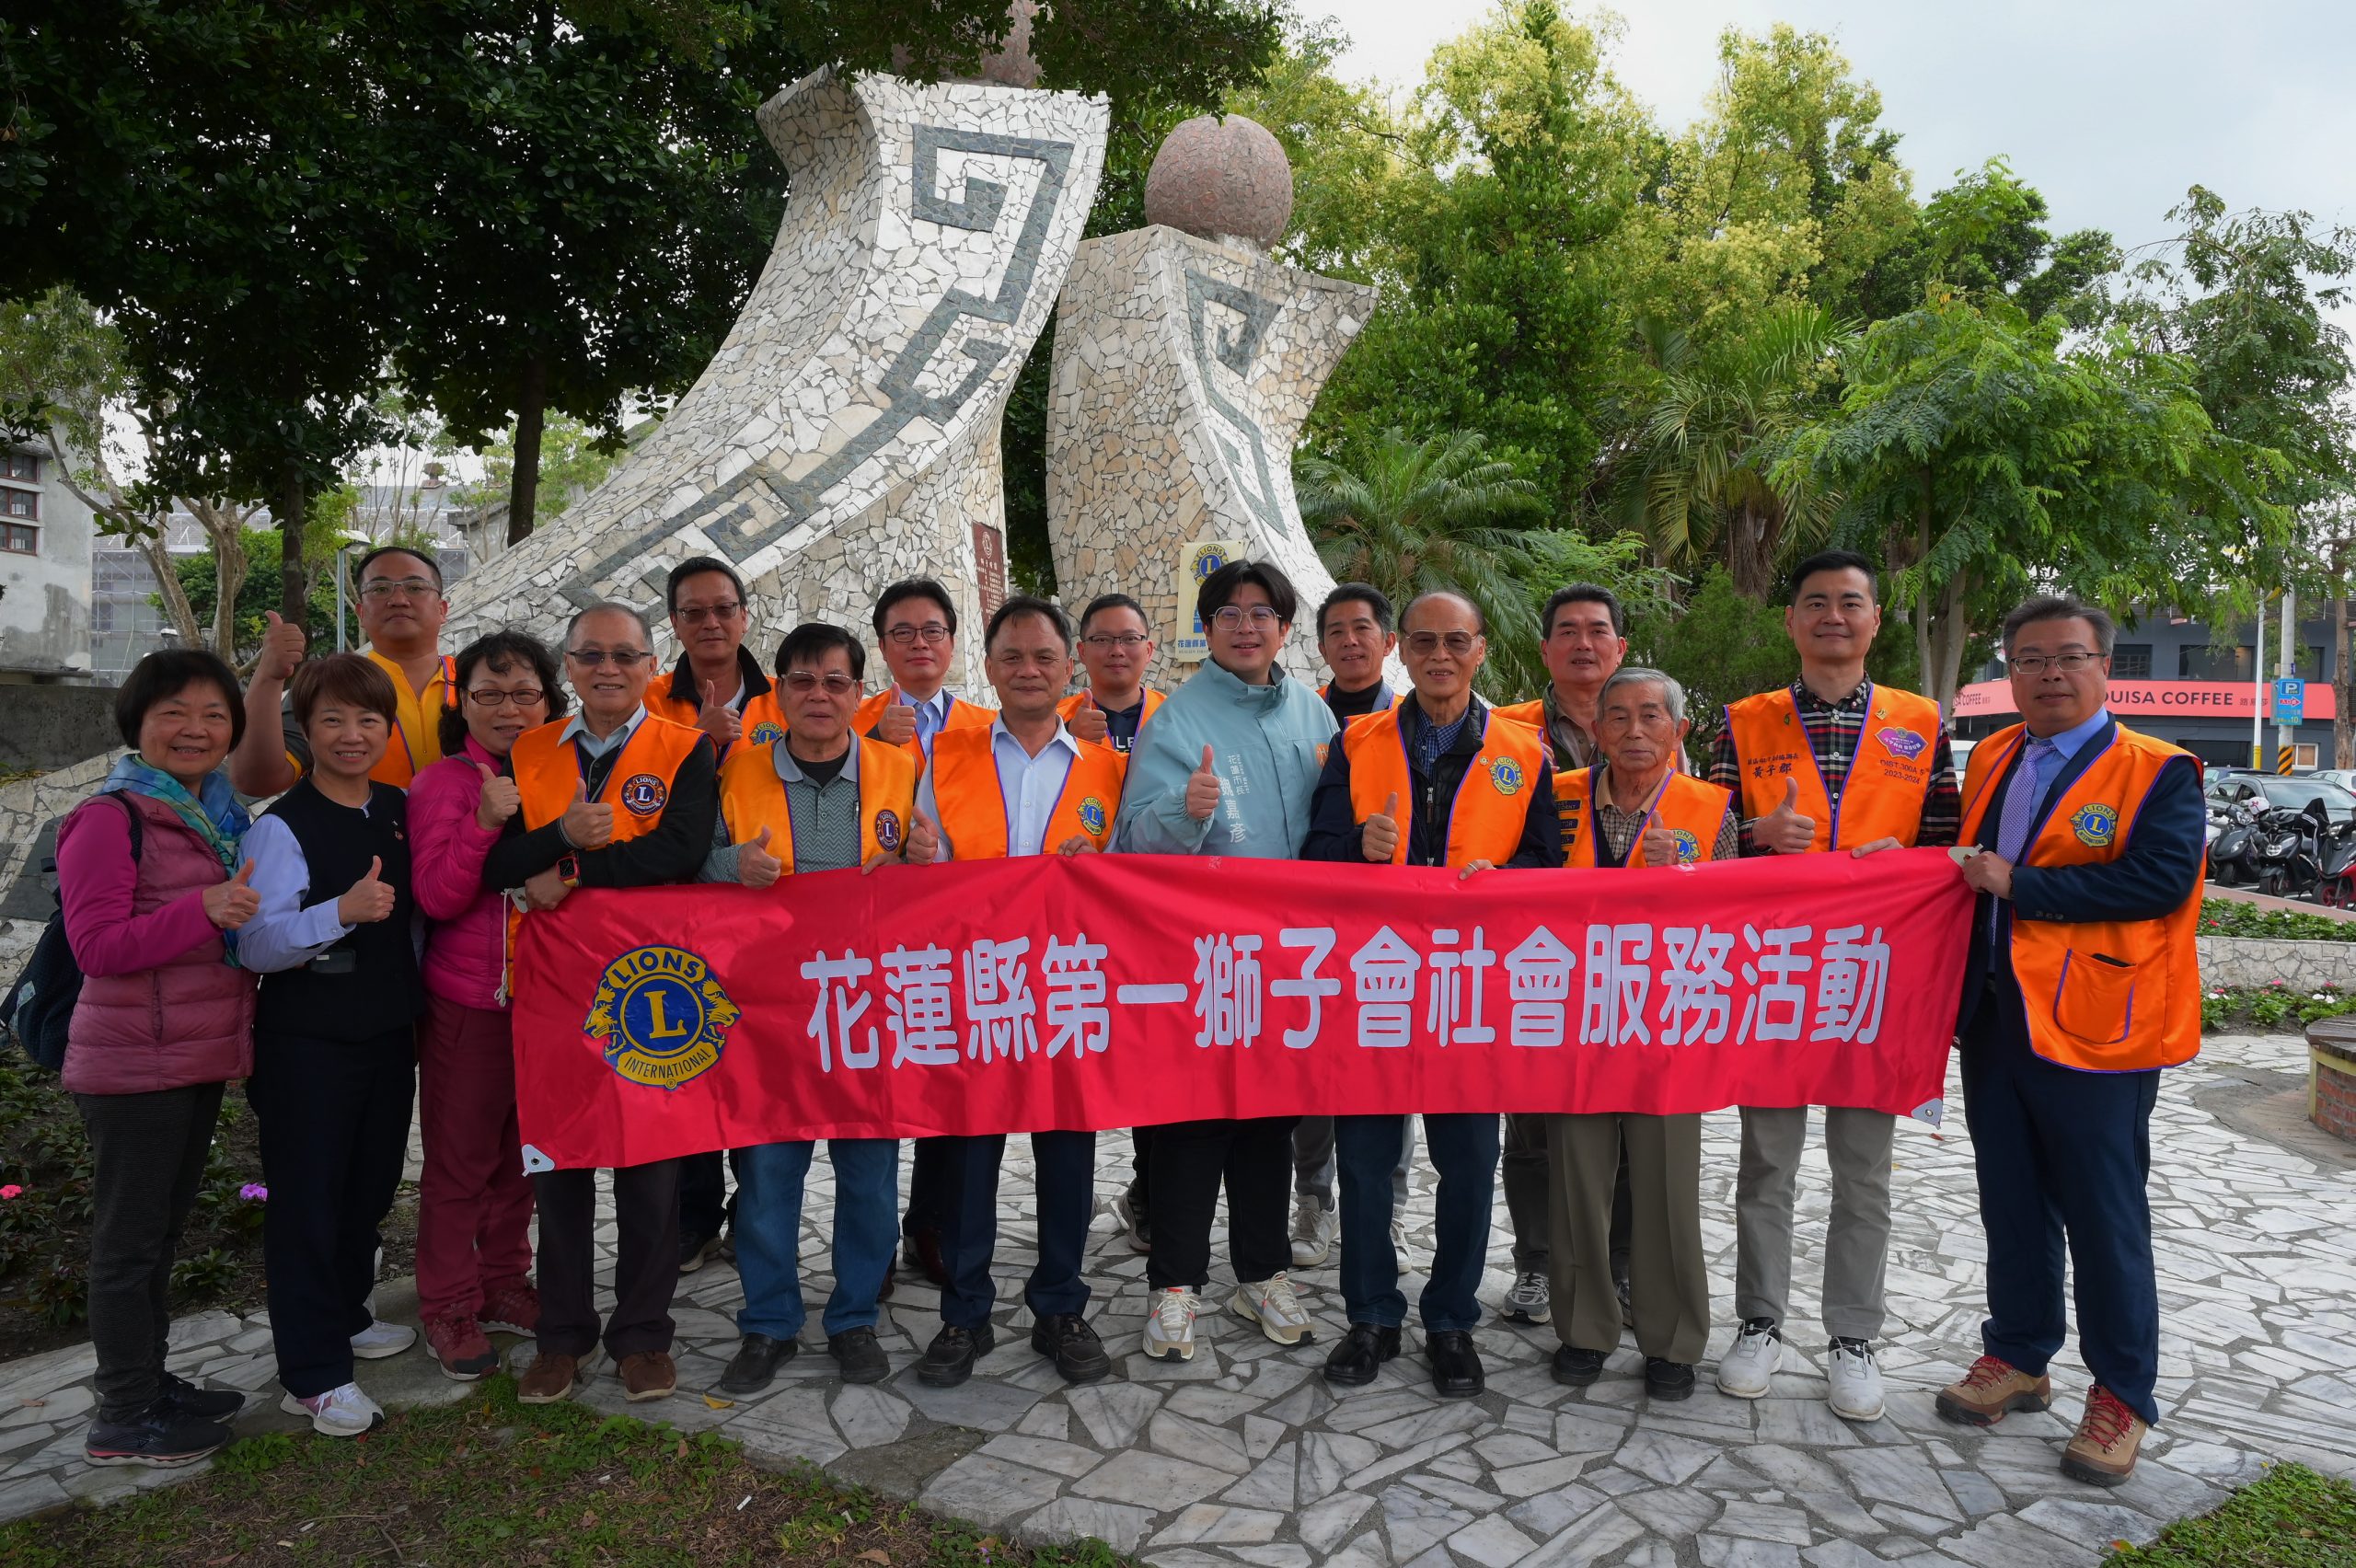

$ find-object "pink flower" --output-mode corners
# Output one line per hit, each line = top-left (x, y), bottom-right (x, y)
(0, 1185), (20, 1200)
(239, 1183), (268, 1202)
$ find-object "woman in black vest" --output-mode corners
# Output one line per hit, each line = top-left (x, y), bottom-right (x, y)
(238, 653), (422, 1437)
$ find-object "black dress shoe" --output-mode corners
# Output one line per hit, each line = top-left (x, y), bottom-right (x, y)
(1322, 1322), (1402, 1387)
(159, 1372), (246, 1422)
(1645, 1358), (1696, 1401)
(1426, 1330), (1484, 1399)
(918, 1323), (994, 1387)
(718, 1332), (799, 1395)
(828, 1326), (889, 1384)
(902, 1228), (950, 1289)
(1030, 1313), (1112, 1384)
(1553, 1344), (1606, 1387)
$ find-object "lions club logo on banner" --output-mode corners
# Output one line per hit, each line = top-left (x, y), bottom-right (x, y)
(619, 773), (668, 816)
(2071, 803), (2119, 847)
(1875, 727), (1926, 760)
(747, 720), (786, 745)
(1669, 828), (1703, 865)
(584, 945), (738, 1090)
(872, 809), (904, 852)
(1488, 756), (1525, 797)
(1079, 796), (1108, 839)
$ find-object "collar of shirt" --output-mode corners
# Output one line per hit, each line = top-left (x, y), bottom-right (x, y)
(560, 704), (648, 760)
(899, 686), (955, 725)
(1403, 693), (1485, 758)
(775, 736), (861, 786)
(666, 647), (768, 710)
(989, 715), (1083, 762)
(1791, 676), (1871, 713)
(1542, 686), (1599, 767)
(1197, 657), (1289, 709)
(2027, 707), (2111, 763)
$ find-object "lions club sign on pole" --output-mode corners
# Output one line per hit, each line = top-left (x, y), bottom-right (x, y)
(509, 850), (1977, 1171)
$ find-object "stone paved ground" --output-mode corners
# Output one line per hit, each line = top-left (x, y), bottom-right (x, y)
(2, 1031), (2352, 1567)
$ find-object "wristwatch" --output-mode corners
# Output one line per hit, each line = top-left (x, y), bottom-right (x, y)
(558, 853), (582, 889)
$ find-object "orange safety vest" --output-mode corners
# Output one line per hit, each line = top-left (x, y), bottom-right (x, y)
(511, 712), (707, 844)
(927, 724), (1126, 859)
(1557, 767), (1732, 869)
(717, 735), (918, 870)
(1958, 721), (2202, 1074)
(852, 688), (996, 768)
(1057, 687), (1166, 753)
(1724, 684), (1941, 853)
(1490, 697), (1542, 732)
(1345, 705), (1546, 870)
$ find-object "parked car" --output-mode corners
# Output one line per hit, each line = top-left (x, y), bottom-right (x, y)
(2206, 771), (2356, 827)
(1950, 738), (1976, 782)
(2310, 767), (2356, 796)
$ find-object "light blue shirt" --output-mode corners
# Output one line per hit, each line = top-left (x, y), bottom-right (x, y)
(560, 704), (649, 762)
(917, 717), (1082, 859)
(237, 803), (424, 974)
(2033, 706), (2112, 763)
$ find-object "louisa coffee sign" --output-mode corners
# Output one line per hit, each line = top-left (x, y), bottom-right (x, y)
(1954, 679), (2339, 720)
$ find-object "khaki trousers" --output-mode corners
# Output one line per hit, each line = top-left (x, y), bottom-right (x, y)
(1545, 1113), (1708, 1364)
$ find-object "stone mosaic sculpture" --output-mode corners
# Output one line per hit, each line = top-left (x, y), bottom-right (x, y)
(1045, 114), (1376, 684)
(440, 64), (1109, 692)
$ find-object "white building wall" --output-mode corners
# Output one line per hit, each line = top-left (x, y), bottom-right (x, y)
(0, 444), (95, 682)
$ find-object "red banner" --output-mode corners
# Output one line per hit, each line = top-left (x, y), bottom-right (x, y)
(510, 849), (1975, 1170)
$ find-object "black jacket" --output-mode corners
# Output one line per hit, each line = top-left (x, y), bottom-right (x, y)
(1301, 694), (1560, 869)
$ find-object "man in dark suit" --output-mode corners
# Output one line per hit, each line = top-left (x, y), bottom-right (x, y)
(1934, 595), (2205, 1487)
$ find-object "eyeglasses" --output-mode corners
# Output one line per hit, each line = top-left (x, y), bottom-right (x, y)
(2008, 652), (2103, 675)
(991, 649), (1069, 670)
(466, 686), (546, 709)
(885, 622), (953, 646)
(1082, 633), (1149, 649)
(1403, 630), (1479, 657)
(1210, 605), (1280, 630)
(566, 648), (653, 669)
(359, 577), (438, 602)
(782, 672), (860, 695)
(674, 601), (744, 626)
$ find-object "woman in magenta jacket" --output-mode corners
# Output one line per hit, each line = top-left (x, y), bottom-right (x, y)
(405, 630), (561, 1379)
(56, 650), (261, 1469)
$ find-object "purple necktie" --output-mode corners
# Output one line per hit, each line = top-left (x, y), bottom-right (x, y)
(1995, 738), (2056, 863)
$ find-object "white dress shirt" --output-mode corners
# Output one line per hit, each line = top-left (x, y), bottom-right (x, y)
(560, 704), (649, 763)
(916, 717), (1082, 859)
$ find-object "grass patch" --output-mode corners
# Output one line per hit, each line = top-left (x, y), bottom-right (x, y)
(2200, 900), (2356, 943)
(0, 1376), (1127, 1567)
(2201, 981), (2356, 1032)
(2112, 1462), (2356, 1566)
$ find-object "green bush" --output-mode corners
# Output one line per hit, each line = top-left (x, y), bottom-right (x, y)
(2199, 900), (2356, 943)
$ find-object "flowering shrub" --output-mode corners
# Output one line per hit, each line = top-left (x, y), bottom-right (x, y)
(2203, 980), (2356, 1032)
(2199, 900), (2356, 943)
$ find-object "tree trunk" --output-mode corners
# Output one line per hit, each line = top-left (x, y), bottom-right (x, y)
(507, 353), (549, 548)
(136, 531), (202, 650)
(1926, 568), (1971, 717)
(279, 464), (308, 626)
(1912, 463), (1935, 710)
(2336, 538), (2353, 769)
(191, 499), (250, 659)
(1727, 501), (1777, 600)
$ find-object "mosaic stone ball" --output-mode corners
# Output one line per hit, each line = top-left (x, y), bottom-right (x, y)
(1143, 114), (1294, 248)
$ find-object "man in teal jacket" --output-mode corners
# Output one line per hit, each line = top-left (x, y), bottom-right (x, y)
(1113, 558), (1338, 1364)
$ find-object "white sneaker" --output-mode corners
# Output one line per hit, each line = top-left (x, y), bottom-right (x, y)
(1290, 1195), (1336, 1268)
(1503, 1270), (1551, 1325)
(1143, 1287), (1201, 1361)
(350, 1320), (417, 1360)
(1390, 1218), (1415, 1272)
(1827, 1338), (1886, 1422)
(1232, 1272), (1315, 1346)
(280, 1382), (385, 1437)
(1715, 1318), (1782, 1399)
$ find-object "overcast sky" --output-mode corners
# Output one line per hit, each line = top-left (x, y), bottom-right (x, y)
(1321, 0), (2356, 280)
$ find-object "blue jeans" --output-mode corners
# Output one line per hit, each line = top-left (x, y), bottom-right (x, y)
(1337, 1112), (1498, 1332)
(1962, 980), (2163, 1427)
(733, 1137), (897, 1341)
(938, 1130), (1096, 1329)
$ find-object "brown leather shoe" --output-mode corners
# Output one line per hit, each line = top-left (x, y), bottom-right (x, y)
(516, 1350), (589, 1404)
(618, 1351), (677, 1402)
(2062, 1385), (2147, 1486)
(1934, 1355), (2052, 1426)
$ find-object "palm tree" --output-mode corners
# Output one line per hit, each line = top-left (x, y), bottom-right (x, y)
(1297, 427), (1549, 695)
(1623, 303), (1851, 598)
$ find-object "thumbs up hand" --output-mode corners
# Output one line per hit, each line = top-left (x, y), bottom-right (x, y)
(1755, 774), (1817, 855)
(337, 855), (398, 924)
(872, 689), (917, 747)
(903, 807), (942, 867)
(697, 680), (742, 744)
(738, 824), (782, 888)
(1361, 790), (1403, 862)
(474, 762), (522, 830)
(205, 859), (260, 928)
(1068, 698), (1110, 744)
(560, 780), (614, 849)
(258, 610), (305, 682)
(1184, 745), (1222, 822)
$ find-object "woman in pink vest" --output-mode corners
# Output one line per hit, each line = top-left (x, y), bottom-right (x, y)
(405, 631), (561, 1378)
(55, 650), (261, 1469)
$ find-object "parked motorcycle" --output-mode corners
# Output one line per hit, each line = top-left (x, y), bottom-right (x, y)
(2316, 820), (2356, 907)
(2208, 800), (2262, 886)
(2252, 803), (2328, 901)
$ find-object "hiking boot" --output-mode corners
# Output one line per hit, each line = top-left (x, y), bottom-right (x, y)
(479, 1281), (542, 1336)
(618, 1351), (677, 1401)
(2062, 1385), (2148, 1486)
(516, 1350), (593, 1404)
(1935, 1355), (2052, 1427)
(423, 1312), (500, 1381)
(85, 1401), (231, 1468)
